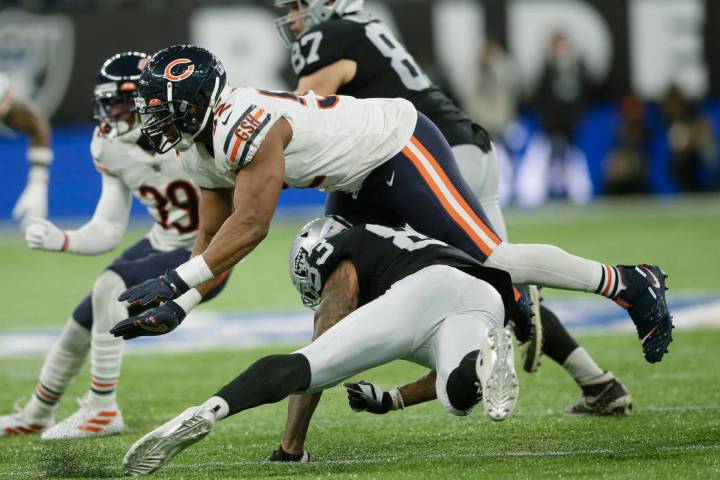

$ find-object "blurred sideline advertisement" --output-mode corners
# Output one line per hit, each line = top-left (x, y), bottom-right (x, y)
(1, 0), (719, 220)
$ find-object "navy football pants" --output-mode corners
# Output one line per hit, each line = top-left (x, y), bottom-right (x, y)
(326, 112), (503, 263)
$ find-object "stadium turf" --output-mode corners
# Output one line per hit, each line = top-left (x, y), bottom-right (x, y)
(0, 196), (719, 478)
(1, 331), (719, 479)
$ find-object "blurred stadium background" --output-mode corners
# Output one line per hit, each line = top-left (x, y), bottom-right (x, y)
(0, 1), (719, 478)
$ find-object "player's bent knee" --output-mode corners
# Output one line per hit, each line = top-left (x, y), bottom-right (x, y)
(92, 270), (127, 299)
(443, 350), (481, 416)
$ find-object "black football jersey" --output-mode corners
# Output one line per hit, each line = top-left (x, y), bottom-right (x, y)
(304, 224), (514, 317)
(291, 13), (490, 151)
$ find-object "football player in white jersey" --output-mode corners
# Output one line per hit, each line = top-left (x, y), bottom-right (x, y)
(120, 45), (672, 368)
(0, 72), (54, 227)
(0, 52), (228, 440)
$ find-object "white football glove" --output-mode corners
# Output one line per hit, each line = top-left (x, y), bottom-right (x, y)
(25, 218), (66, 251)
(13, 166), (49, 228)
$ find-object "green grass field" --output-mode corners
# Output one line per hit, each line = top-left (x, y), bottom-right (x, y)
(1, 197), (719, 479)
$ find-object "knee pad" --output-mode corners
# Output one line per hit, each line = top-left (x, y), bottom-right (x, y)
(444, 350), (481, 415)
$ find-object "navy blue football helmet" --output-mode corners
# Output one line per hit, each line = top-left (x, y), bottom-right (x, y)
(94, 51), (149, 142)
(136, 45), (227, 154)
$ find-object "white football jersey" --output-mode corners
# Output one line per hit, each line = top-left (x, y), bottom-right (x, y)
(0, 72), (13, 118)
(179, 87), (417, 192)
(90, 128), (199, 251)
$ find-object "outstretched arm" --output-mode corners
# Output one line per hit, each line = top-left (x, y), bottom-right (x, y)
(278, 260), (359, 457)
(118, 119), (290, 307)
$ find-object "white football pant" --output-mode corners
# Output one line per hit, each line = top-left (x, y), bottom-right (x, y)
(294, 265), (505, 415)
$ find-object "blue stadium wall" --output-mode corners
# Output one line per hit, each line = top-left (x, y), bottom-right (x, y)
(3, 101), (720, 220)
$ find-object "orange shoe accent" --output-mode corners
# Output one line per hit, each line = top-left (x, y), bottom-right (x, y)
(4, 428), (18, 435)
(98, 411), (118, 417)
(615, 297), (632, 309)
(88, 418), (111, 425)
(29, 424), (45, 431)
(79, 425), (102, 433)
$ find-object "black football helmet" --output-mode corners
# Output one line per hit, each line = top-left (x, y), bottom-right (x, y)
(136, 45), (227, 154)
(93, 51), (149, 143)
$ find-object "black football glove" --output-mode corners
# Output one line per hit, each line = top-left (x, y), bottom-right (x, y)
(117, 269), (189, 306)
(268, 445), (311, 463)
(344, 381), (394, 414)
(110, 301), (186, 340)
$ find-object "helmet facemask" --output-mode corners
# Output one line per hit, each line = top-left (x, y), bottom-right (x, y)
(288, 216), (353, 310)
(137, 76), (221, 154)
(93, 82), (143, 144)
(273, 0), (335, 47)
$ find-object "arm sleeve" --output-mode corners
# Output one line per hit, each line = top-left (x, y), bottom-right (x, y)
(65, 172), (132, 255)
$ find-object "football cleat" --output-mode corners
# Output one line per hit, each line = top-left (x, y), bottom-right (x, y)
(123, 406), (215, 476)
(476, 328), (518, 422)
(565, 373), (632, 416)
(0, 400), (52, 436)
(614, 265), (673, 363)
(269, 445), (311, 463)
(41, 395), (123, 441)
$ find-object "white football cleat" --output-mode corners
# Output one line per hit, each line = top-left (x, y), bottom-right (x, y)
(477, 327), (519, 422)
(123, 406), (216, 476)
(41, 395), (123, 441)
(0, 400), (53, 436)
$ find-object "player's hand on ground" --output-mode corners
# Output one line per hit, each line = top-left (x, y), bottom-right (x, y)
(268, 445), (311, 463)
(110, 301), (186, 340)
(118, 269), (189, 306)
(24, 218), (66, 251)
(344, 381), (392, 414)
(13, 175), (48, 228)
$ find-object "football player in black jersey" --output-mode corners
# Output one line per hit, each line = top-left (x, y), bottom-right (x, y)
(271, 0), (632, 433)
(120, 217), (520, 475)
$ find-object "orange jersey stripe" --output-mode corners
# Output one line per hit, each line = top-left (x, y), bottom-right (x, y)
(403, 146), (494, 256)
(410, 137), (502, 246)
(230, 108), (266, 162)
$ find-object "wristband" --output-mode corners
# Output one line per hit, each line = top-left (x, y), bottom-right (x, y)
(27, 147), (53, 167)
(61, 231), (70, 252)
(389, 387), (405, 411)
(174, 288), (202, 315)
(175, 255), (214, 288)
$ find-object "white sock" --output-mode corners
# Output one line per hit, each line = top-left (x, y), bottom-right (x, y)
(25, 318), (91, 420)
(88, 271), (126, 406)
(202, 396), (230, 421)
(595, 264), (627, 298)
(563, 347), (606, 385)
(485, 242), (606, 292)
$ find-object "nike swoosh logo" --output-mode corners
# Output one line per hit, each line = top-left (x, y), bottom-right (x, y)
(640, 266), (661, 289)
(585, 382), (614, 406)
(221, 110), (233, 125)
(386, 171), (395, 187)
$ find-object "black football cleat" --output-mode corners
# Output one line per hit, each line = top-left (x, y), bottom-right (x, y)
(614, 265), (673, 363)
(510, 284), (543, 373)
(565, 373), (632, 416)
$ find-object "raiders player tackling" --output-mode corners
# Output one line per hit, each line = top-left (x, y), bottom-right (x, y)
(271, 0), (633, 445)
(120, 217), (520, 475)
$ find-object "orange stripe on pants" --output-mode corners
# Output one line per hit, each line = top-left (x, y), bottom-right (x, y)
(402, 146), (496, 257)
